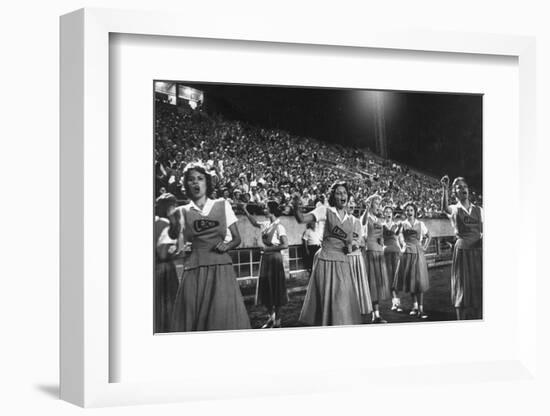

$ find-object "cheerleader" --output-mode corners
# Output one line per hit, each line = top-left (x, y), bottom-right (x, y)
(171, 162), (250, 331)
(291, 181), (362, 326)
(361, 194), (391, 323)
(348, 210), (373, 318)
(240, 201), (289, 328)
(382, 206), (403, 312)
(441, 175), (483, 320)
(154, 193), (180, 333)
(394, 202), (431, 319)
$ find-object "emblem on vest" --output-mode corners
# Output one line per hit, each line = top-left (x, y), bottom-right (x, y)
(353, 232), (359, 238)
(462, 216), (479, 225)
(331, 226), (347, 240)
(193, 219), (220, 233)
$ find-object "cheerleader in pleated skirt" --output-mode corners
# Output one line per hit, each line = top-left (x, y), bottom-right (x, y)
(241, 201), (289, 328)
(394, 202), (431, 319)
(171, 163), (250, 332)
(382, 206), (403, 313)
(361, 194), (391, 323)
(154, 193), (180, 333)
(292, 181), (362, 326)
(347, 213), (372, 316)
(441, 175), (483, 320)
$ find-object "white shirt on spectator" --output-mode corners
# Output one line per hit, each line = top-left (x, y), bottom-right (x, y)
(302, 228), (322, 246)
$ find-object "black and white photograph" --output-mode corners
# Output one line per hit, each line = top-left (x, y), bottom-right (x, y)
(153, 81), (483, 333)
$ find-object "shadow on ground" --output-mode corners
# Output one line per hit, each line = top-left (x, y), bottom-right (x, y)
(244, 265), (463, 329)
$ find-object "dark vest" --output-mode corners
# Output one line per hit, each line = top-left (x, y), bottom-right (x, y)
(365, 214), (384, 252)
(318, 208), (353, 262)
(401, 220), (424, 254)
(453, 204), (482, 249)
(383, 222), (401, 253)
(182, 199), (232, 270)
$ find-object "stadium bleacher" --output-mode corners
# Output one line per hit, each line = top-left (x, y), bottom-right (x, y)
(154, 98), (482, 218)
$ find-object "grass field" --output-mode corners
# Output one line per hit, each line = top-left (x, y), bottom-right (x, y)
(243, 265), (459, 329)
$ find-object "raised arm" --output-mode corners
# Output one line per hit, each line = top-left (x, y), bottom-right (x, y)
(238, 202), (261, 228)
(440, 175), (452, 215)
(292, 193), (317, 224)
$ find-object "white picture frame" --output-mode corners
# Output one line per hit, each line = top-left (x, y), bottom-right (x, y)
(60, 7), (538, 407)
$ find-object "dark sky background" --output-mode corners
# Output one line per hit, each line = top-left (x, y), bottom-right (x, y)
(178, 82), (482, 189)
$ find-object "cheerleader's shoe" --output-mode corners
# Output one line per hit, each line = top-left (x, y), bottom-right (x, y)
(261, 316), (274, 329)
(419, 312), (428, 319)
(273, 319), (282, 328)
(391, 298), (403, 312)
(372, 316), (388, 324)
(409, 309), (419, 316)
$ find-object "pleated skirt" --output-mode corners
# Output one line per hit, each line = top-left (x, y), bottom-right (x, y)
(299, 257), (362, 326)
(384, 251), (401, 290)
(257, 252), (288, 308)
(394, 252), (430, 293)
(171, 264), (251, 332)
(451, 247), (482, 309)
(363, 250), (391, 302)
(154, 262), (179, 333)
(348, 254), (373, 315)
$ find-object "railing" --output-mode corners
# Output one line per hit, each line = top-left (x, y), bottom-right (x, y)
(173, 238), (455, 288)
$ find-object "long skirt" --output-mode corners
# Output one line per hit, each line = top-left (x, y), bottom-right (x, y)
(348, 254), (373, 315)
(451, 247), (482, 309)
(394, 251), (430, 293)
(256, 252), (288, 308)
(171, 264), (251, 331)
(299, 258), (362, 326)
(364, 250), (391, 302)
(154, 261), (179, 333)
(384, 251), (401, 290)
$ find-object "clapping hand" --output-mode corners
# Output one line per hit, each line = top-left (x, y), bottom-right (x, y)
(440, 175), (450, 187)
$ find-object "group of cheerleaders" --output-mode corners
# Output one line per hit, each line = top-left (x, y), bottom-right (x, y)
(154, 162), (483, 332)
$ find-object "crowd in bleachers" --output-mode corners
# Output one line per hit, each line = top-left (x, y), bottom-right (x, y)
(155, 98), (482, 218)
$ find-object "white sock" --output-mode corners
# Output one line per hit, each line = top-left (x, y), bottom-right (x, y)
(413, 302), (418, 310)
(375, 310), (380, 318)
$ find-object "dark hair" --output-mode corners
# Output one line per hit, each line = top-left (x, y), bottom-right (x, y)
(182, 162), (214, 197)
(328, 181), (350, 207)
(266, 200), (282, 217)
(155, 193), (177, 218)
(383, 205), (394, 213)
(403, 201), (418, 218)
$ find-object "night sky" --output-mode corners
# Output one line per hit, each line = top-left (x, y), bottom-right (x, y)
(174, 82), (482, 189)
